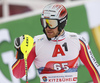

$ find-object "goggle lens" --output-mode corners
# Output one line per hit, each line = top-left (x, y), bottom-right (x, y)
(41, 19), (58, 29)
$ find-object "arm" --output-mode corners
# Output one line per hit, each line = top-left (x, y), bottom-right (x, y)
(12, 35), (36, 78)
(12, 46), (36, 78)
(79, 38), (100, 83)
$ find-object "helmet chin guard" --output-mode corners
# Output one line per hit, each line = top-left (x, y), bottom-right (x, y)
(41, 3), (68, 40)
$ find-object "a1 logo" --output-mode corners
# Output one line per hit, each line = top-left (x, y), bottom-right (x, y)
(52, 43), (68, 57)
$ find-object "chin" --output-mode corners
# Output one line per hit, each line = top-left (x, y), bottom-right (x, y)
(47, 37), (52, 38)
(47, 36), (53, 38)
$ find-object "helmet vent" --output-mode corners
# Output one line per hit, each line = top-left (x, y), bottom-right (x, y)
(49, 10), (55, 12)
(51, 15), (55, 16)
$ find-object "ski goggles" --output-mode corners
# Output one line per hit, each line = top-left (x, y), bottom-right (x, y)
(41, 18), (58, 29)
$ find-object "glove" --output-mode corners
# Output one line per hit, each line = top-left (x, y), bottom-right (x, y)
(14, 35), (25, 59)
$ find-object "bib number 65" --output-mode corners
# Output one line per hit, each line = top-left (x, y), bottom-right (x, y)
(54, 63), (69, 71)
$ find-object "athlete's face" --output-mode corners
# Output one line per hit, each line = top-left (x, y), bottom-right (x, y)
(45, 27), (59, 38)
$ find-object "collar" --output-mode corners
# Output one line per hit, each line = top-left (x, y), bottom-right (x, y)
(51, 30), (65, 42)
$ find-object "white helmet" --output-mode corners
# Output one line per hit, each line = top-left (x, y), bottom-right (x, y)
(41, 3), (68, 20)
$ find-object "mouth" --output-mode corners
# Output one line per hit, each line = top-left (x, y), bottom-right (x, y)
(47, 32), (52, 34)
(46, 31), (53, 35)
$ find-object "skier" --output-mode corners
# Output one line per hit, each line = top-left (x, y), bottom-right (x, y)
(12, 3), (100, 83)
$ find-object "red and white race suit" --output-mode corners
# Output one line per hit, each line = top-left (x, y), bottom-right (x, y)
(12, 31), (100, 83)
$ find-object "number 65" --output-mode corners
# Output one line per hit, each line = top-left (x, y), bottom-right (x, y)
(54, 63), (69, 71)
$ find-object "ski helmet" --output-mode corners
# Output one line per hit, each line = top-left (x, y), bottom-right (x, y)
(40, 3), (68, 39)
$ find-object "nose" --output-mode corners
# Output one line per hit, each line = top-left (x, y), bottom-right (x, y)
(46, 27), (51, 30)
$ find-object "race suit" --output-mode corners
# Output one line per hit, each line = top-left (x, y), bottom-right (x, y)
(12, 31), (100, 83)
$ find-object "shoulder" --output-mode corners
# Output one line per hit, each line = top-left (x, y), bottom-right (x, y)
(78, 34), (87, 44)
(33, 34), (46, 42)
(65, 31), (79, 39)
(65, 31), (87, 43)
